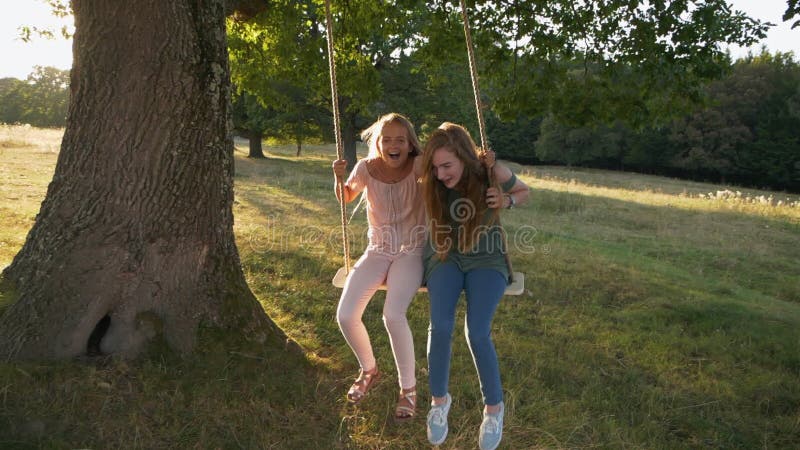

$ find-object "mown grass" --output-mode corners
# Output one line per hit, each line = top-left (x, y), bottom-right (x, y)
(1, 125), (799, 449)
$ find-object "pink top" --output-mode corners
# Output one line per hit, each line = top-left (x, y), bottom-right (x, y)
(345, 158), (426, 255)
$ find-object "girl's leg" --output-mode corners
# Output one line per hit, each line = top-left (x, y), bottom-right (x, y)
(383, 251), (423, 390)
(463, 268), (507, 406)
(426, 261), (465, 399)
(337, 251), (391, 372)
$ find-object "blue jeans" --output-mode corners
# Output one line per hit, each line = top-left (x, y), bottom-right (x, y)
(426, 261), (506, 405)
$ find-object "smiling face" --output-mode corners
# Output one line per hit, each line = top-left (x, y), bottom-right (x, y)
(377, 121), (412, 169)
(431, 147), (465, 189)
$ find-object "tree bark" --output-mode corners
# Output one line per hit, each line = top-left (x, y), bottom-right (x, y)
(0, 0), (279, 360)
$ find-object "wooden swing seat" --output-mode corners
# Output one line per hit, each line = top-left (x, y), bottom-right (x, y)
(332, 267), (525, 296)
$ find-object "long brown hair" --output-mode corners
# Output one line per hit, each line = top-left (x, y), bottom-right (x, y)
(421, 122), (499, 259)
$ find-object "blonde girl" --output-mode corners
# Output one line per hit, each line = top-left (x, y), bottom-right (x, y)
(332, 113), (425, 421)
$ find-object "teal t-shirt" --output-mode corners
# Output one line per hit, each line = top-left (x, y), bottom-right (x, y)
(423, 173), (517, 283)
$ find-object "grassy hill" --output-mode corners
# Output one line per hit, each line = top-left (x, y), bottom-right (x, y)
(1, 125), (799, 449)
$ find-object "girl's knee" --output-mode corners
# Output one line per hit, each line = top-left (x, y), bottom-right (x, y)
(466, 329), (492, 348)
(337, 311), (360, 329)
(382, 310), (408, 328)
(430, 320), (455, 337)
(465, 315), (493, 340)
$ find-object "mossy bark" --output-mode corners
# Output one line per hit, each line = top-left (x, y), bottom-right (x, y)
(0, 0), (281, 360)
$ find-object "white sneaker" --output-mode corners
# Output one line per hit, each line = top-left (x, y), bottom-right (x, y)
(426, 393), (452, 445)
(479, 402), (504, 450)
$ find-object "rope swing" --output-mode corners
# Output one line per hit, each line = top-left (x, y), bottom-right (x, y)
(458, 0), (522, 290)
(328, 0), (524, 295)
(324, 0), (350, 274)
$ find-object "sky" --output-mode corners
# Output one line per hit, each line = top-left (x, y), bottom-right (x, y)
(1, 1), (73, 79)
(1, 0), (798, 80)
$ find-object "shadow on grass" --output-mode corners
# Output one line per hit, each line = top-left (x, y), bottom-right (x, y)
(0, 324), (349, 449)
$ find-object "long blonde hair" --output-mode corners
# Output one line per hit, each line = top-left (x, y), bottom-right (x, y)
(421, 122), (499, 259)
(361, 113), (421, 158)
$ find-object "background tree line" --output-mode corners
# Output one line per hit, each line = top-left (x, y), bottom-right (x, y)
(535, 51), (800, 192)
(229, 27), (798, 192)
(0, 66), (69, 128)
(3, 52), (797, 191)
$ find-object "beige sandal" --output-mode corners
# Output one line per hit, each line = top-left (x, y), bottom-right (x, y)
(346, 368), (380, 404)
(394, 387), (417, 422)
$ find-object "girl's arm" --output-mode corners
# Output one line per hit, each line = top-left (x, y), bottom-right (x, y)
(486, 162), (530, 209)
(333, 159), (360, 203)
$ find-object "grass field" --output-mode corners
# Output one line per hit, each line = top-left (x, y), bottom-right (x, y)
(1, 124), (799, 449)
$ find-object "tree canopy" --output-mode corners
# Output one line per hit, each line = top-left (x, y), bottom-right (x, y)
(785, 0), (800, 29)
(229, 1), (769, 139)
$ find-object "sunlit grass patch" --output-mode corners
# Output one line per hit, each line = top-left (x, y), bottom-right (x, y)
(0, 138), (34, 149)
(0, 210), (34, 268)
(0, 127), (62, 268)
(521, 165), (800, 223)
(0, 124), (63, 152)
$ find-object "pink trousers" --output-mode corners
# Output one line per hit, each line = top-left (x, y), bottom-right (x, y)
(336, 249), (423, 389)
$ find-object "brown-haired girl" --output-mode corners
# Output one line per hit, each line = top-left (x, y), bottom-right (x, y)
(421, 122), (529, 450)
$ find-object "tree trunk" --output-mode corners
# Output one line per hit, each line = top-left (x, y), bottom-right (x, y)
(339, 97), (358, 170)
(295, 123), (303, 156)
(248, 131), (265, 158)
(0, 0), (279, 360)
(342, 118), (358, 170)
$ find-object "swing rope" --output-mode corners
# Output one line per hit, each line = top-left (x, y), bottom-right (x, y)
(324, 0), (350, 273)
(458, 0), (490, 164)
(458, 0), (516, 283)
